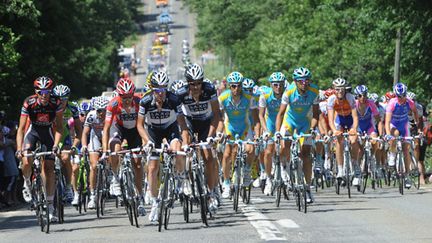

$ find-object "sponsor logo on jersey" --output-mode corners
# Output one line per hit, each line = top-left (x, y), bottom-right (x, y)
(149, 111), (171, 119)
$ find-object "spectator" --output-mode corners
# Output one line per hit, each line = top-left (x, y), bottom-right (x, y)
(0, 113), (20, 208)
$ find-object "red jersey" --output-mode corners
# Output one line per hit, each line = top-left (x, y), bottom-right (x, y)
(105, 95), (141, 129)
(21, 95), (62, 127)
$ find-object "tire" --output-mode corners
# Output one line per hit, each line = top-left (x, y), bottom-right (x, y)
(126, 172), (139, 228)
(276, 185), (282, 207)
(195, 174), (208, 226)
(301, 189), (307, 214)
(96, 166), (102, 218)
(158, 171), (169, 232)
(361, 153), (369, 194)
(130, 197), (139, 228)
(56, 181), (64, 224)
(182, 195), (189, 223)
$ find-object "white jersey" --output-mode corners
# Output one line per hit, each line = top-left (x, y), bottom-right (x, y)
(84, 110), (104, 138)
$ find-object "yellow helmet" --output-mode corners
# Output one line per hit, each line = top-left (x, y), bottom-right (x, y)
(146, 71), (154, 87)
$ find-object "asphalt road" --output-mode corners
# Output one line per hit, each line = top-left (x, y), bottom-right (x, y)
(2, 1), (432, 242)
(1, 184), (432, 242)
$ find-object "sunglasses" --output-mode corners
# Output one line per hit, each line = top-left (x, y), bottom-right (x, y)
(356, 94), (367, 98)
(79, 113), (87, 117)
(244, 88), (253, 93)
(397, 94), (406, 98)
(271, 82), (284, 87)
(36, 89), (51, 95)
(230, 84), (241, 89)
(153, 87), (167, 93)
(188, 82), (203, 87)
(96, 108), (105, 113)
(335, 88), (345, 92)
(60, 96), (69, 101)
(295, 79), (310, 85)
(120, 94), (133, 99)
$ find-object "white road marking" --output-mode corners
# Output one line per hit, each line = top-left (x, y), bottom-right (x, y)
(277, 219), (300, 229)
(241, 204), (287, 241)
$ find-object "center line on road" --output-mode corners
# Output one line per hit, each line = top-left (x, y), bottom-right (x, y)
(241, 204), (287, 242)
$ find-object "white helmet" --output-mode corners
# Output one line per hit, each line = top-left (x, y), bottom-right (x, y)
(185, 63), (204, 81)
(171, 80), (187, 92)
(150, 71), (169, 87)
(407, 91), (416, 100)
(93, 96), (110, 110)
(332, 78), (349, 88)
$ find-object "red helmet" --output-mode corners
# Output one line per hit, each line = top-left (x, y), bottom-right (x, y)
(385, 91), (395, 100)
(34, 76), (54, 90)
(116, 78), (135, 96)
(324, 88), (336, 98)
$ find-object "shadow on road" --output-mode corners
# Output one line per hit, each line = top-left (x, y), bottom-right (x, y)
(0, 214), (36, 231)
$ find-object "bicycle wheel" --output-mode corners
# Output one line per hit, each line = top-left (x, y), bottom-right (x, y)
(78, 178), (84, 214)
(344, 156), (351, 198)
(300, 188), (307, 214)
(158, 172), (169, 232)
(182, 195), (189, 222)
(397, 153), (404, 195)
(120, 175), (133, 225)
(127, 172), (139, 228)
(361, 155), (369, 194)
(96, 166), (103, 218)
(195, 174), (208, 226)
(55, 182), (64, 224)
(130, 197), (139, 228)
(410, 153), (420, 190)
(276, 185), (282, 207)
(41, 187), (50, 233)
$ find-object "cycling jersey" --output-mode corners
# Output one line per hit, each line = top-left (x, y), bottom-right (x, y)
(259, 90), (282, 135)
(327, 93), (356, 130)
(106, 95), (141, 129)
(356, 99), (379, 134)
(281, 83), (319, 134)
(219, 90), (257, 139)
(21, 95), (62, 159)
(21, 95), (62, 126)
(138, 91), (182, 129)
(84, 110), (105, 151)
(175, 82), (217, 121)
(409, 102), (423, 133)
(60, 101), (80, 146)
(386, 97), (415, 136)
(319, 101), (330, 128)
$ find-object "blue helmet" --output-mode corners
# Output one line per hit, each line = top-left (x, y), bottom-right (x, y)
(227, 71), (243, 83)
(393, 82), (407, 97)
(292, 67), (312, 81)
(242, 78), (255, 89)
(269, 72), (286, 82)
(354, 85), (368, 96)
(79, 101), (92, 114)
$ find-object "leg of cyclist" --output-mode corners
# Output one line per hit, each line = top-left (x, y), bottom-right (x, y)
(87, 152), (98, 209)
(61, 144), (74, 204)
(221, 143), (234, 199)
(301, 143), (314, 203)
(280, 125), (292, 185)
(71, 153), (80, 206)
(263, 142), (274, 195)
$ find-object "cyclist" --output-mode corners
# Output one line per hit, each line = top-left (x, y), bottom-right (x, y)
(81, 96), (109, 209)
(258, 72), (285, 195)
(52, 84), (83, 205)
(354, 85), (382, 186)
(407, 91), (426, 185)
(102, 77), (145, 215)
(318, 89), (335, 173)
(16, 76), (63, 222)
(327, 78), (360, 184)
(137, 71), (190, 223)
(369, 92), (386, 171)
(78, 101), (92, 123)
(175, 64), (222, 213)
(275, 67), (319, 203)
(385, 83), (420, 188)
(217, 71), (260, 199)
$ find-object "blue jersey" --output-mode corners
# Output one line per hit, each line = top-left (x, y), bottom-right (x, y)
(281, 83), (319, 133)
(219, 90), (257, 138)
(259, 90), (282, 134)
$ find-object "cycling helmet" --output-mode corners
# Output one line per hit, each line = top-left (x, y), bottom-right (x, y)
(119, 67), (130, 78)
(203, 78), (213, 84)
(226, 71), (243, 83)
(354, 85), (368, 96)
(368, 93), (379, 103)
(407, 91), (416, 100)
(79, 101), (92, 114)
(171, 80), (187, 92)
(292, 67), (312, 81)
(242, 78), (255, 89)
(146, 71), (154, 87)
(393, 82), (407, 97)
(332, 78), (349, 88)
(116, 78), (136, 96)
(53, 84), (71, 97)
(34, 76), (55, 90)
(150, 71), (169, 87)
(269, 72), (287, 82)
(185, 63), (204, 81)
(385, 91), (395, 100)
(93, 96), (109, 110)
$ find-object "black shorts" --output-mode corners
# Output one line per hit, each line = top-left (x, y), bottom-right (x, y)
(23, 124), (55, 160)
(147, 122), (181, 148)
(110, 124), (142, 149)
(419, 142), (427, 161)
(186, 117), (211, 143)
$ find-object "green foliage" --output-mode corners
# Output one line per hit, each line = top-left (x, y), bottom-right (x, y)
(187, 0), (432, 103)
(0, 0), (142, 119)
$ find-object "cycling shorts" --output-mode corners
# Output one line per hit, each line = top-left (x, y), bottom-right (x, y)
(390, 122), (410, 137)
(186, 117), (211, 143)
(147, 122), (181, 148)
(281, 119), (312, 145)
(88, 129), (102, 152)
(109, 124), (142, 149)
(23, 124), (55, 160)
(335, 115), (353, 131)
(358, 121), (377, 135)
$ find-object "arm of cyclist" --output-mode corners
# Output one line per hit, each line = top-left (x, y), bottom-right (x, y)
(16, 114), (28, 158)
(177, 114), (191, 147)
(310, 103), (319, 131)
(81, 125), (90, 153)
(327, 107), (339, 136)
(208, 99), (222, 138)
(251, 108), (260, 139)
(72, 117), (83, 149)
(53, 110), (64, 151)
(258, 94), (269, 135)
(350, 107), (359, 135)
(101, 110), (113, 154)
(275, 103), (287, 136)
